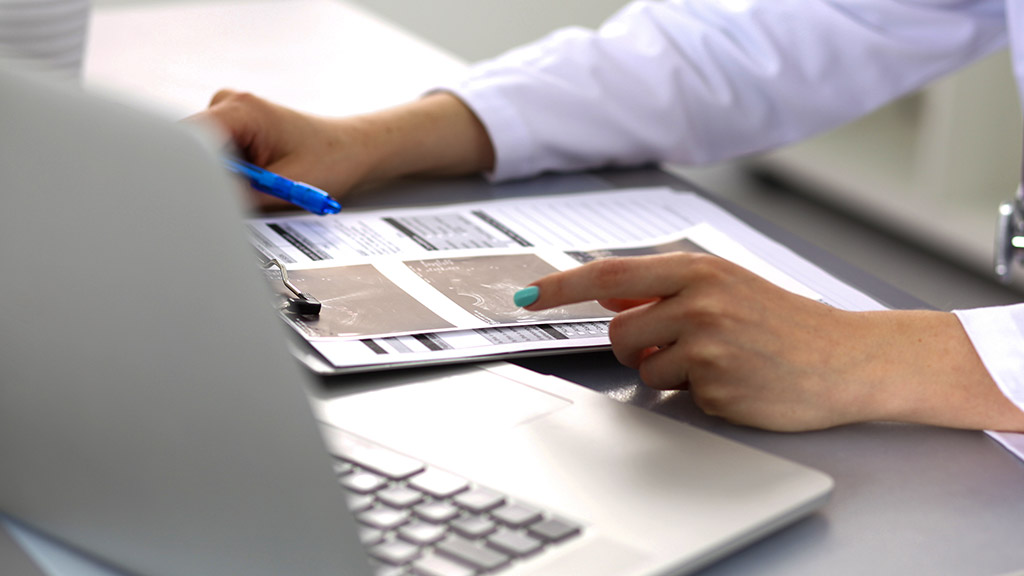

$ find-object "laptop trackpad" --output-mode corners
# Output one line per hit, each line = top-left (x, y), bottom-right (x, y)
(317, 370), (573, 452)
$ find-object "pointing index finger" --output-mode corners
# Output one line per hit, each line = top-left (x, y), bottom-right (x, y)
(520, 253), (713, 310)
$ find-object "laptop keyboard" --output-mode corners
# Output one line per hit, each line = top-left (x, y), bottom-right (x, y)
(328, 429), (583, 576)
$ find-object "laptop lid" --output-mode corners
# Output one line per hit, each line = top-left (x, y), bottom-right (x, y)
(0, 65), (371, 576)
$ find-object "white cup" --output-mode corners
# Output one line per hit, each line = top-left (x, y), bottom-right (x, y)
(0, 0), (91, 80)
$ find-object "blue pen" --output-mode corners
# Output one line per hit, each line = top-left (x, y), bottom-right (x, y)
(224, 158), (341, 215)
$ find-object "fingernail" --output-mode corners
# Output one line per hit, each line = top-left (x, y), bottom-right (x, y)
(513, 286), (540, 307)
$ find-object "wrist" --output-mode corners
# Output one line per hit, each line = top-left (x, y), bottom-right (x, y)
(851, 310), (1024, 430)
(354, 92), (495, 185)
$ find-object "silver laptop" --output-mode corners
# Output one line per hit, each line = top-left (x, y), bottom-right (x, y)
(0, 64), (833, 576)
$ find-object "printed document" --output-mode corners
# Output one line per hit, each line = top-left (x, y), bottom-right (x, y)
(246, 187), (886, 372)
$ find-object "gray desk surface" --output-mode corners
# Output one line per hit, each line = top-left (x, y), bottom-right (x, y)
(321, 166), (1024, 576)
(5, 167), (1022, 576)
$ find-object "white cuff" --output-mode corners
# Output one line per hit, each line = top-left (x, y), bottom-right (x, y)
(953, 304), (1024, 410)
(435, 78), (538, 183)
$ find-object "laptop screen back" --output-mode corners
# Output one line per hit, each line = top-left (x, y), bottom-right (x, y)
(0, 65), (369, 576)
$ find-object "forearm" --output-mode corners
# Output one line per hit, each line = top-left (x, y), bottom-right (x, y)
(852, 310), (1024, 432)
(354, 92), (495, 185)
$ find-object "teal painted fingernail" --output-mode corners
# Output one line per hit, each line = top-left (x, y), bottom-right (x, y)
(514, 286), (540, 307)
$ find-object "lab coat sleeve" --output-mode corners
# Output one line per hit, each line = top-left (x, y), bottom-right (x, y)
(954, 305), (1024, 413)
(445, 0), (1008, 181)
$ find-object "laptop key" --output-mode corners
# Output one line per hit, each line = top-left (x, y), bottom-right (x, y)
(340, 470), (388, 494)
(359, 527), (385, 547)
(397, 520), (447, 546)
(346, 493), (375, 513)
(408, 468), (469, 499)
(359, 506), (412, 530)
(452, 487), (504, 514)
(413, 500), (461, 523)
(491, 503), (542, 528)
(411, 552), (476, 576)
(377, 485), (425, 509)
(368, 539), (421, 565)
(486, 528), (543, 557)
(324, 427), (427, 480)
(450, 515), (497, 539)
(436, 535), (510, 572)
(527, 517), (582, 542)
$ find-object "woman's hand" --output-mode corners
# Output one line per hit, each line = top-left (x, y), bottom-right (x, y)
(189, 90), (495, 210)
(518, 253), (1024, 432)
(189, 89), (373, 210)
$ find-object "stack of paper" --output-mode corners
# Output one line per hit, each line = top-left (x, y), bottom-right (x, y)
(247, 187), (885, 373)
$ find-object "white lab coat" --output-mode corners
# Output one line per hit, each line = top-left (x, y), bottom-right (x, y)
(448, 0), (1024, 411)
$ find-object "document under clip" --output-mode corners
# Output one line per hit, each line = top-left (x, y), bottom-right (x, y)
(263, 259), (322, 316)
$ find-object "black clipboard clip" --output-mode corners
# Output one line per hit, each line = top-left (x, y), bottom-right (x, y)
(262, 258), (322, 316)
